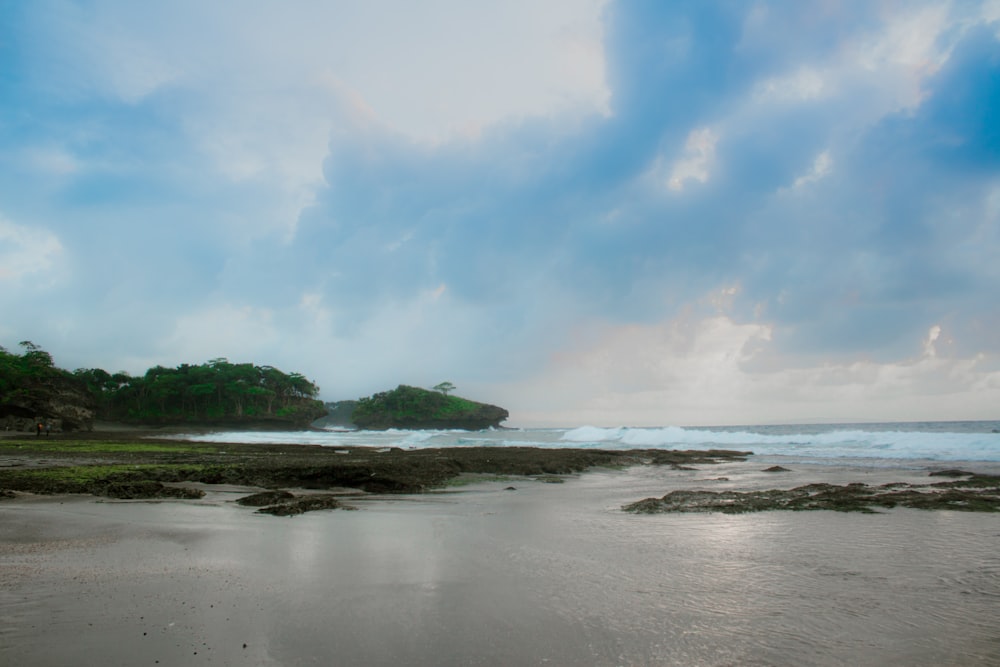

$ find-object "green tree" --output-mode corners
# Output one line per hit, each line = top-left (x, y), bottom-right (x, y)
(433, 381), (455, 395)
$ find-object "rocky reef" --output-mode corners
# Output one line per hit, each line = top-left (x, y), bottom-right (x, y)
(0, 434), (748, 510)
(351, 385), (508, 430)
(623, 471), (1000, 514)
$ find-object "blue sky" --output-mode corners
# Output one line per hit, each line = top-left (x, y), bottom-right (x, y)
(2, 0), (999, 426)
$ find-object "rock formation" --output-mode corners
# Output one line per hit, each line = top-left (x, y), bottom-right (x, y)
(1, 374), (96, 432)
(351, 385), (508, 430)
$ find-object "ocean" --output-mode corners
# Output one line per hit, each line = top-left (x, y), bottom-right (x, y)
(177, 419), (1000, 464)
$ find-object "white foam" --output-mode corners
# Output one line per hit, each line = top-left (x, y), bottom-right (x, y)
(557, 425), (1000, 461)
(171, 423), (1000, 461)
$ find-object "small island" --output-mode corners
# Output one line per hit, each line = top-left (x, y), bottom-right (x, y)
(351, 384), (509, 430)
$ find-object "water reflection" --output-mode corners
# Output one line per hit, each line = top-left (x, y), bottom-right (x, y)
(3, 473), (1000, 666)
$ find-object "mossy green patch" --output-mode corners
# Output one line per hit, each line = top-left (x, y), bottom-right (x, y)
(0, 440), (213, 455)
(0, 463), (214, 496)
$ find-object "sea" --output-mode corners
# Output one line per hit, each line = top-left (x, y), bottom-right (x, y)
(177, 419), (1000, 465)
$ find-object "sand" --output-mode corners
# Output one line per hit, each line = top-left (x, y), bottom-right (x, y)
(3, 460), (1000, 666)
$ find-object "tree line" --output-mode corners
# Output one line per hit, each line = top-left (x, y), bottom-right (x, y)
(2, 342), (323, 423)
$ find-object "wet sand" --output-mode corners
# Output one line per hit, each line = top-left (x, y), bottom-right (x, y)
(3, 460), (1000, 666)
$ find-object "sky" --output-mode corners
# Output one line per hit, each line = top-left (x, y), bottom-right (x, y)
(2, 0), (1000, 427)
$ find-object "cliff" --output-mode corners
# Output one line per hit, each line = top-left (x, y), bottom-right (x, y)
(351, 385), (508, 430)
(0, 350), (96, 432)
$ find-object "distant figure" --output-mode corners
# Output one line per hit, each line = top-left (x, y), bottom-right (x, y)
(36, 422), (42, 437)
(45, 422), (51, 436)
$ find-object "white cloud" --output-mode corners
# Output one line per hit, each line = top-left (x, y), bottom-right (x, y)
(496, 295), (1000, 427)
(147, 303), (280, 372)
(754, 66), (829, 103)
(849, 3), (954, 111)
(667, 127), (718, 192)
(0, 215), (64, 284)
(791, 150), (832, 188)
(33, 0), (610, 238)
(922, 324), (943, 358)
(733, 2), (987, 154)
(985, 0), (1000, 24)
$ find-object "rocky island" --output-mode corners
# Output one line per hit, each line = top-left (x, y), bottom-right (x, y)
(351, 384), (509, 430)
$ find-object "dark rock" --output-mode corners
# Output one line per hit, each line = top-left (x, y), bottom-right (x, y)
(256, 494), (343, 516)
(97, 481), (205, 500)
(763, 465), (791, 472)
(0, 375), (96, 432)
(928, 469), (973, 477)
(236, 490), (295, 506)
(624, 480), (1000, 514)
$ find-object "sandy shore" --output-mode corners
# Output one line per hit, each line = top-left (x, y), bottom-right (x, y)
(3, 459), (1000, 666)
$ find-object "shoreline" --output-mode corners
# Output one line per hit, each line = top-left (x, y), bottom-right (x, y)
(1, 431), (998, 515)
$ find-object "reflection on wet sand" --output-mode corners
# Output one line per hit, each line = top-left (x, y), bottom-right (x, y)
(2, 463), (999, 666)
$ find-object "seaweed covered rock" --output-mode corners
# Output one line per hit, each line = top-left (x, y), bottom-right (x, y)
(352, 385), (508, 430)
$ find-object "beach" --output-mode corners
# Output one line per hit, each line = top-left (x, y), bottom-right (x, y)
(3, 453), (1000, 666)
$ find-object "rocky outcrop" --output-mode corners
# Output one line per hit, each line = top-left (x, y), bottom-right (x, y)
(351, 385), (508, 430)
(1, 375), (96, 432)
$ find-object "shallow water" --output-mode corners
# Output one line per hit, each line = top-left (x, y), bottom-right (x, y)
(2, 463), (999, 666)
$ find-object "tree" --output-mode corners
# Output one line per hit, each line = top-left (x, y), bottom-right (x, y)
(433, 381), (455, 395)
(2, 344), (326, 425)
(18, 340), (54, 370)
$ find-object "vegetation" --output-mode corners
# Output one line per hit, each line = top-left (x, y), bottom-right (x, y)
(0, 341), (73, 407)
(1, 341), (326, 428)
(352, 384), (508, 430)
(73, 357), (324, 424)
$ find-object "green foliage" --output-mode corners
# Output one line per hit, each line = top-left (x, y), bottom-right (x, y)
(354, 385), (452, 423)
(2, 342), (326, 426)
(96, 357), (324, 423)
(433, 381), (455, 395)
(0, 341), (79, 411)
(352, 384), (507, 429)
